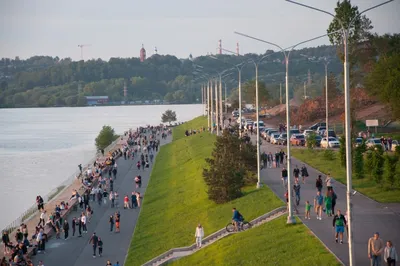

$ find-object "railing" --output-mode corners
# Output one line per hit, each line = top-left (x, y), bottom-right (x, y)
(1, 135), (124, 238)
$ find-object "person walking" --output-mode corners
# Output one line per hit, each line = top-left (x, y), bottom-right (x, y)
(384, 240), (398, 266)
(98, 237), (103, 257)
(314, 191), (324, 220)
(305, 200), (312, 220)
(281, 167), (288, 188)
(300, 164), (309, 184)
(293, 165), (300, 183)
(109, 215), (114, 232)
(63, 220), (69, 240)
(106, 260), (112, 266)
(136, 192), (141, 207)
(293, 180), (301, 206)
(195, 224), (204, 248)
(72, 217), (76, 237)
(324, 190), (333, 217)
(369, 232), (385, 266)
(332, 210), (346, 244)
(81, 213), (87, 233)
(131, 192), (138, 209)
(38, 210), (46, 227)
(325, 173), (333, 192)
(89, 232), (99, 258)
(115, 212), (120, 233)
(109, 192), (115, 208)
(123, 195), (130, 209)
(316, 175), (323, 192)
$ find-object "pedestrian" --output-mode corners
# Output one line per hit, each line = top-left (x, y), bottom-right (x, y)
(136, 192), (141, 207)
(332, 210), (346, 244)
(115, 212), (120, 233)
(331, 189), (338, 214)
(81, 213), (87, 233)
(113, 261), (120, 266)
(305, 200), (312, 220)
(114, 192), (119, 208)
(281, 167), (288, 188)
(123, 195), (130, 209)
(301, 164), (309, 184)
(368, 232), (385, 266)
(98, 237), (103, 257)
(293, 180), (301, 206)
(316, 175), (323, 192)
(109, 215), (114, 232)
(325, 190), (333, 217)
(325, 173), (333, 192)
(131, 192), (138, 209)
(38, 210), (46, 227)
(106, 260), (112, 266)
(72, 217), (76, 237)
(314, 191), (324, 220)
(89, 232), (99, 258)
(384, 240), (398, 266)
(109, 191), (115, 208)
(293, 165), (300, 183)
(63, 220), (69, 240)
(195, 224), (204, 248)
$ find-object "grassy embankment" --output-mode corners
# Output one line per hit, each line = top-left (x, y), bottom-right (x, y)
(126, 117), (283, 265)
(171, 216), (341, 266)
(291, 149), (400, 202)
(126, 116), (339, 266)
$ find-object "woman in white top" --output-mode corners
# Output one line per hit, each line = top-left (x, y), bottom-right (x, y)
(195, 224), (204, 248)
(384, 240), (398, 266)
(325, 174), (333, 191)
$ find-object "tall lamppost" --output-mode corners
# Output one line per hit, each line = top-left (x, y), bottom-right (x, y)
(210, 56), (249, 136)
(284, 1), (394, 264)
(235, 31), (339, 224)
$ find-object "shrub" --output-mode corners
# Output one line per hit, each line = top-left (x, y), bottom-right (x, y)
(95, 125), (119, 151)
(371, 150), (384, 185)
(395, 160), (400, 187)
(364, 150), (374, 178)
(395, 146), (400, 157)
(353, 146), (364, 179)
(323, 149), (335, 161)
(339, 136), (346, 167)
(306, 134), (317, 149)
(383, 155), (398, 189)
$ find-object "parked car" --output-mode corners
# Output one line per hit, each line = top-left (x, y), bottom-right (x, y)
(232, 111), (239, 118)
(309, 122), (326, 130)
(261, 128), (273, 139)
(366, 138), (383, 149)
(392, 140), (399, 151)
(262, 128), (276, 140)
(290, 129), (301, 135)
(253, 121), (265, 129)
(267, 130), (279, 142)
(290, 134), (306, 146)
(320, 129), (337, 138)
(305, 134), (322, 147)
(270, 133), (281, 144)
(355, 137), (363, 147)
(320, 137), (340, 148)
(276, 133), (288, 145)
(316, 126), (327, 135)
(303, 130), (315, 136)
(245, 120), (254, 129)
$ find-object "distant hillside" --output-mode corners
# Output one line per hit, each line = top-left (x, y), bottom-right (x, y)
(0, 45), (343, 108)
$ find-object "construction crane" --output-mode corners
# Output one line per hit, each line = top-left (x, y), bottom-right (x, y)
(78, 44), (91, 60)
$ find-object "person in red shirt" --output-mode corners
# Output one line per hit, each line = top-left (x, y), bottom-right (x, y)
(123, 195), (130, 209)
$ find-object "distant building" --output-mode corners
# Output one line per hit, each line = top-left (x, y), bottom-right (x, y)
(140, 44), (146, 62)
(85, 96), (109, 106)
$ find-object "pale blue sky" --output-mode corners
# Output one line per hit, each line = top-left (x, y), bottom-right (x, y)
(1, 0), (399, 60)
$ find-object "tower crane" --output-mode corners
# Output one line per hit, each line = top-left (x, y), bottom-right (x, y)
(78, 44), (91, 60)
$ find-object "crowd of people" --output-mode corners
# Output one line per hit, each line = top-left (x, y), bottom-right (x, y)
(1, 124), (171, 266)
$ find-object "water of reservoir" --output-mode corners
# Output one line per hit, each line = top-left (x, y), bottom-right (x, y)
(0, 104), (203, 229)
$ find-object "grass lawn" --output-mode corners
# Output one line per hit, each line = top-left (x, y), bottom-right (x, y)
(291, 149), (400, 202)
(170, 216), (340, 266)
(126, 118), (284, 266)
(173, 116), (208, 140)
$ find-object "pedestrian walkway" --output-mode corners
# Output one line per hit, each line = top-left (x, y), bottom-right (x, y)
(32, 133), (172, 266)
(258, 139), (400, 266)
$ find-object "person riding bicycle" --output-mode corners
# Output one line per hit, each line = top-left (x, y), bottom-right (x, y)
(232, 208), (244, 231)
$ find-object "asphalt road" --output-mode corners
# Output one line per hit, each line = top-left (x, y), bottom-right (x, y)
(256, 136), (400, 266)
(32, 134), (171, 266)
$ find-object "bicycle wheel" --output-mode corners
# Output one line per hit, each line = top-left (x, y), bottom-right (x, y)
(226, 223), (235, 232)
(241, 221), (252, 230)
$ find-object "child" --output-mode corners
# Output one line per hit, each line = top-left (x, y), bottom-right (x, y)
(305, 200), (312, 219)
(98, 237), (103, 257)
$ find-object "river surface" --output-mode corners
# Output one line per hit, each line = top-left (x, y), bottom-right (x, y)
(0, 104), (203, 229)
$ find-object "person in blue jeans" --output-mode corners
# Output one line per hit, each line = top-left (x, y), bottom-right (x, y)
(232, 208), (244, 232)
(314, 191), (324, 220)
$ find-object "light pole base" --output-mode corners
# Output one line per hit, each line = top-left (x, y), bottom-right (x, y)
(256, 182), (262, 189)
(286, 215), (296, 224)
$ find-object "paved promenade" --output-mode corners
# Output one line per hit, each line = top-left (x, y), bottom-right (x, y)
(32, 134), (171, 266)
(257, 137), (400, 266)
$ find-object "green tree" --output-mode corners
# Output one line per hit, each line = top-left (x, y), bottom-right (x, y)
(395, 160), (400, 188)
(371, 150), (384, 185)
(364, 150), (374, 178)
(95, 125), (119, 151)
(306, 133), (317, 150)
(203, 129), (245, 203)
(353, 146), (364, 179)
(383, 155), (397, 189)
(161, 109), (177, 124)
(339, 136), (346, 167)
(242, 80), (270, 106)
(365, 53), (400, 118)
(327, 0), (373, 86)
(322, 73), (339, 101)
(77, 95), (87, 106)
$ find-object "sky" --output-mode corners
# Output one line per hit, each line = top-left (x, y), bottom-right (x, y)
(1, 0), (399, 61)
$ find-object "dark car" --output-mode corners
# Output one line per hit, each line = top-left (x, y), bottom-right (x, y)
(309, 122), (327, 131)
(276, 133), (288, 145)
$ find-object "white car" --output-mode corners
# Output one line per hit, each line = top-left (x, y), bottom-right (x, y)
(366, 138), (383, 149)
(392, 140), (398, 151)
(237, 117), (245, 124)
(270, 133), (281, 144)
(320, 137), (340, 148)
(303, 130), (315, 136)
(316, 126), (327, 135)
(253, 121), (265, 129)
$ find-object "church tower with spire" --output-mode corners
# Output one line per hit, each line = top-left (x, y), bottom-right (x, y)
(140, 44), (146, 62)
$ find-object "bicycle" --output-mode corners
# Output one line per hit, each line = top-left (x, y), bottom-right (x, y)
(226, 220), (252, 232)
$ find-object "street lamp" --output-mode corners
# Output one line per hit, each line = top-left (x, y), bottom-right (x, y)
(284, 1), (394, 264)
(235, 31), (339, 224)
(209, 55), (249, 136)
